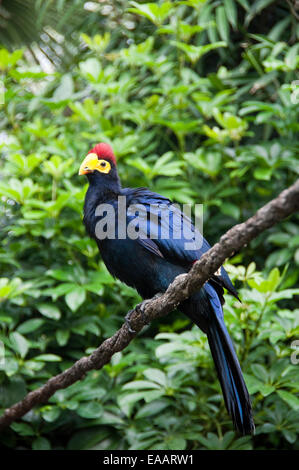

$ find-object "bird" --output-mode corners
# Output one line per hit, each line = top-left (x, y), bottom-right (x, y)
(79, 142), (255, 435)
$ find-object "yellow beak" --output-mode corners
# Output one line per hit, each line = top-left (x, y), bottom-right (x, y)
(78, 153), (99, 175)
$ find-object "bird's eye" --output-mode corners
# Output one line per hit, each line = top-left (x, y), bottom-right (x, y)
(96, 159), (111, 173)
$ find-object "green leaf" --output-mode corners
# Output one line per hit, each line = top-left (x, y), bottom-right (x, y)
(0, 377), (26, 407)
(73, 387), (106, 402)
(224, 0), (238, 29)
(143, 368), (167, 387)
(236, 0), (250, 11)
(282, 430), (297, 444)
(67, 428), (111, 450)
(47, 269), (75, 282)
(221, 202), (240, 220)
(77, 402), (103, 419)
(43, 283), (76, 299)
(259, 384), (275, 397)
(3, 358), (19, 376)
(254, 167), (272, 180)
(251, 363), (269, 382)
(165, 436), (186, 450)
(216, 6), (229, 42)
(53, 74), (74, 101)
(243, 373), (263, 394)
(9, 332), (29, 358)
(277, 390), (299, 410)
(34, 354), (62, 362)
(56, 329), (70, 346)
(267, 267), (280, 291)
(65, 287), (86, 312)
(17, 319), (44, 334)
(266, 249), (293, 268)
(32, 436), (51, 450)
(136, 399), (169, 418)
(79, 58), (101, 81)
(122, 380), (161, 391)
(267, 233), (290, 246)
(285, 44), (299, 70)
(129, 1), (173, 25)
(170, 40), (226, 63)
(41, 406), (61, 422)
(11, 422), (35, 436)
(37, 303), (61, 320)
(184, 150), (222, 177)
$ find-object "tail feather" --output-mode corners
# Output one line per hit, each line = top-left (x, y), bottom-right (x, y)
(180, 282), (255, 434)
(207, 315), (255, 435)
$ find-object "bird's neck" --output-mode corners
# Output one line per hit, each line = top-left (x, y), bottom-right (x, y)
(86, 177), (121, 204)
(83, 177), (121, 238)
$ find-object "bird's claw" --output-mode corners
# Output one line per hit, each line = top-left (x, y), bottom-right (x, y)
(125, 310), (136, 334)
(137, 293), (163, 324)
(125, 302), (148, 333)
(136, 300), (150, 324)
(125, 293), (163, 333)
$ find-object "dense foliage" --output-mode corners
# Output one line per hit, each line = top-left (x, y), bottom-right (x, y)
(0, 0), (298, 450)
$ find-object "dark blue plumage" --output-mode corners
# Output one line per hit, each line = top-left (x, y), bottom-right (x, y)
(80, 144), (255, 435)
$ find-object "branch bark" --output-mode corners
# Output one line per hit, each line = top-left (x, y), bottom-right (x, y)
(0, 179), (298, 431)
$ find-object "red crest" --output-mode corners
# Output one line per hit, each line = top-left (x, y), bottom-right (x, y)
(88, 143), (116, 165)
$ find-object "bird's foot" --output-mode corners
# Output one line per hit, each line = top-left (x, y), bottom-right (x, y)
(125, 309), (136, 334)
(125, 293), (163, 333)
(137, 293), (163, 324)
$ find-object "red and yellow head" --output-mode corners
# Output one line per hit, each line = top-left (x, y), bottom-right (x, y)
(79, 143), (116, 176)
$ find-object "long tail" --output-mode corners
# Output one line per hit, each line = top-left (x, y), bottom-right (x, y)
(205, 284), (255, 435)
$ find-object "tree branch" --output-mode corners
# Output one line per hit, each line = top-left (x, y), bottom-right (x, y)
(0, 179), (298, 431)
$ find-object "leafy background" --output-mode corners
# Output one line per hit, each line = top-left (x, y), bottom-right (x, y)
(0, 0), (298, 450)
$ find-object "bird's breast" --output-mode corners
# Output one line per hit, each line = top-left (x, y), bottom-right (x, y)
(97, 237), (185, 299)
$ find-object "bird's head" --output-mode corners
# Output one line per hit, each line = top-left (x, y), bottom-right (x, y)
(79, 143), (119, 187)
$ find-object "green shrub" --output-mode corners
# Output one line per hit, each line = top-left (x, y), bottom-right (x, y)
(0, 0), (298, 450)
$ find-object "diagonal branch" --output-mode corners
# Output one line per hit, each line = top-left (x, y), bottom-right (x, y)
(0, 179), (298, 431)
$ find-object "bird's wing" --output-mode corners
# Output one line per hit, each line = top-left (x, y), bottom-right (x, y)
(123, 187), (239, 299)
